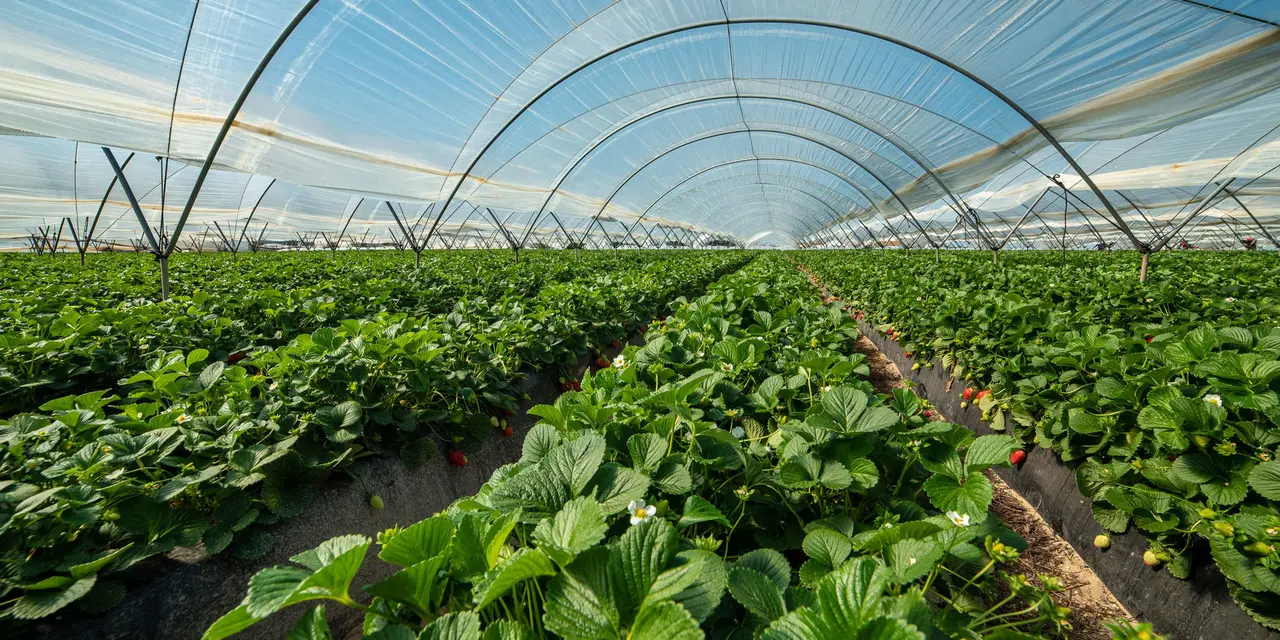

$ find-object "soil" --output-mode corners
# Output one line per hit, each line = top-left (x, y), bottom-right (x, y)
(850, 334), (1135, 640)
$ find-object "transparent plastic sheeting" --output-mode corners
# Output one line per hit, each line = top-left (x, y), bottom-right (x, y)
(0, 136), (583, 251)
(0, 0), (1278, 249)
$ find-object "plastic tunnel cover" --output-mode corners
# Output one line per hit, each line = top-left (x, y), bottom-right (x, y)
(0, 0), (1277, 248)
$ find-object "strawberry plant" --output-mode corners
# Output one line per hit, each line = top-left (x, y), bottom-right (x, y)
(798, 250), (1280, 628)
(0, 251), (751, 624)
(205, 256), (1083, 639)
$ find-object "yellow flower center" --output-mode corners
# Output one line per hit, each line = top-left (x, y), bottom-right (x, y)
(634, 509), (647, 519)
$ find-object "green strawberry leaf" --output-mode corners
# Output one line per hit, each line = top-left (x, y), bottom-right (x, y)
(923, 472), (993, 517)
(729, 566), (787, 623)
(473, 548), (557, 609)
(802, 529), (852, 568)
(419, 611), (481, 640)
(678, 496), (730, 529)
(533, 496), (608, 566)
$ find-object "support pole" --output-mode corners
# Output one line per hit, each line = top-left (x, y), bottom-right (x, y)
(1228, 190), (1279, 249)
(167, 0), (320, 257)
(159, 255), (170, 300)
(1140, 251), (1150, 283)
(1151, 179), (1236, 253)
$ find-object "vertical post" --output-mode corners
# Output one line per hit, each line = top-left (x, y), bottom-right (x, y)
(1061, 185), (1068, 273)
(992, 248), (999, 266)
(159, 256), (171, 300)
(1139, 251), (1150, 283)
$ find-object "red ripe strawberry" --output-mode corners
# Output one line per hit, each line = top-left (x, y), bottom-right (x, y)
(227, 351), (247, 364)
(447, 451), (467, 467)
(559, 383), (569, 392)
(1145, 335), (1155, 343)
(1168, 455), (1177, 462)
(1010, 450), (1026, 465)
(610, 340), (621, 349)
(596, 357), (609, 369)
(503, 425), (514, 437)
(963, 388), (974, 401)
(904, 352), (913, 359)
(976, 390), (990, 401)
(638, 326), (648, 334)
(503, 408), (514, 417)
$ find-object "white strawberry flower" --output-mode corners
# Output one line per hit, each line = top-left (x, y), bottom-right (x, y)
(720, 362), (734, 372)
(176, 414), (193, 424)
(946, 511), (970, 527)
(731, 426), (746, 439)
(821, 385), (831, 393)
(1204, 394), (1223, 407)
(1225, 297), (1236, 303)
(628, 499), (656, 526)
(612, 354), (627, 369)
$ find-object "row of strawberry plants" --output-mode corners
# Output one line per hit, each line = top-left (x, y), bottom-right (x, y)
(205, 254), (1149, 639)
(796, 249), (1280, 628)
(0, 251), (750, 625)
(0, 250), (622, 416)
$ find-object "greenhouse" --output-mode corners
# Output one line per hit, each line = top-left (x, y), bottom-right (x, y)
(0, 1), (1277, 638)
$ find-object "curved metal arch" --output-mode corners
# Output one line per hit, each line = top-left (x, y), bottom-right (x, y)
(574, 127), (938, 247)
(666, 173), (862, 234)
(517, 92), (968, 245)
(664, 182), (851, 242)
(166, 0), (320, 257)
(497, 75), (1040, 219)
(1167, 0), (1279, 27)
(667, 190), (837, 241)
(633, 155), (876, 230)
(430, 18), (1136, 250)
(646, 175), (851, 232)
(237, 178), (279, 251)
(667, 172), (865, 225)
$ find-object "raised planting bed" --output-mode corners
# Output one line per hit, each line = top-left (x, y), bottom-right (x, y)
(193, 255), (1111, 640)
(856, 318), (1276, 639)
(34, 363), (563, 639)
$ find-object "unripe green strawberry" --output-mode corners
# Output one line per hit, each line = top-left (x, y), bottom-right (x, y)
(1214, 521), (1235, 536)
(1094, 534), (1110, 549)
(1142, 550), (1161, 567)
(1199, 508), (1216, 519)
(490, 416), (499, 427)
(369, 494), (385, 510)
(960, 401), (968, 409)
(1244, 541), (1275, 556)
